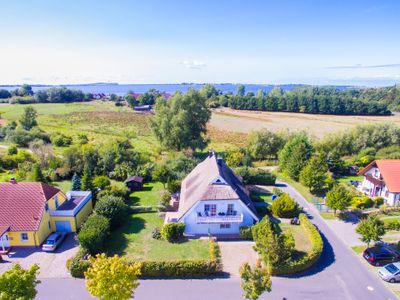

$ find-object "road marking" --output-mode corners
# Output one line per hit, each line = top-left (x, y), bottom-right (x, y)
(367, 286), (374, 291)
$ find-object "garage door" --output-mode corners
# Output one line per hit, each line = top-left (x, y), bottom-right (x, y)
(55, 221), (72, 232)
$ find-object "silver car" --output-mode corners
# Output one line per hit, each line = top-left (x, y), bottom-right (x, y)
(378, 262), (400, 283)
(42, 233), (66, 252)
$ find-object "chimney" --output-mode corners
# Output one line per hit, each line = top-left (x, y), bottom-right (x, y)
(9, 177), (17, 184)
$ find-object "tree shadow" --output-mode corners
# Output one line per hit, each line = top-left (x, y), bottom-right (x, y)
(104, 216), (146, 256)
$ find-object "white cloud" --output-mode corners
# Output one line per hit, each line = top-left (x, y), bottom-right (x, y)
(181, 60), (206, 69)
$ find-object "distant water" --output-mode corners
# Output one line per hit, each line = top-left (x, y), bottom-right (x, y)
(0, 83), (356, 96)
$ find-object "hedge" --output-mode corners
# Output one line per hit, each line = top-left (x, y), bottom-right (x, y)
(67, 239), (222, 279)
(239, 226), (253, 239)
(271, 213), (323, 275)
(234, 167), (276, 185)
(366, 207), (400, 218)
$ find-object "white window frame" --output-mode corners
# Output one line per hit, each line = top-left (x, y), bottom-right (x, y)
(21, 233), (29, 242)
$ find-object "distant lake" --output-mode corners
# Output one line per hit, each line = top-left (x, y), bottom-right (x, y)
(0, 83), (310, 96)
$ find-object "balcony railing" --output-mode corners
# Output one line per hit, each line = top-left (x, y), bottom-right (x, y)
(196, 213), (243, 224)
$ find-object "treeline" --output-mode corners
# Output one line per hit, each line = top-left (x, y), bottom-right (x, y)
(0, 84), (92, 104)
(200, 84), (392, 116)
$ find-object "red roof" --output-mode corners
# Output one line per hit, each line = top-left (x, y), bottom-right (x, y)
(0, 182), (61, 231)
(359, 160), (400, 193)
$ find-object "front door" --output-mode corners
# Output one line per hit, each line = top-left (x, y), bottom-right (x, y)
(0, 234), (10, 250)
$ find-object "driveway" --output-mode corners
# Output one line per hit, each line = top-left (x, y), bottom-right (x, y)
(0, 233), (79, 278)
(219, 241), (259, 276)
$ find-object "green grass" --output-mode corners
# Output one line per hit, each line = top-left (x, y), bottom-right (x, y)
(105, 181), (210, 261)
(53, 180), (72, 193)
(280, 222), (312, 255)
(352, 245), (366, 254)
(320, 212), (336, 220)
(250, 190), (273, 203)
(337, 175), (363, 184)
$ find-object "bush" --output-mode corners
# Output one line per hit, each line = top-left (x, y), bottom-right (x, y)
(7, 145), (18, 155)
(152, 227), (162, 240)
(139, 260), (219, 278)
(271, 193), (300, 218)
(234, 167), (276, 185)
(77, 214), (110, 254)
(272, 187), (283, 197)
(95, 195), (128, 229)
(128, 205), (153, 213)
(367, 207), (400, 217)
(66, 249), (91, 278)
(351, 196), (374, 209)
(374, 197), (384, 208)
(385, 220), (400, 231)
(160, 223), (185, 242)
(97, 184), (131, 202)
(51, 133), (73, 147)
(271, 214), (323, 275)
(93, 176), (111, 190)
(158, 191), (172, 212)
(167, 179), (181, 194)
(240, 226), (253, 239)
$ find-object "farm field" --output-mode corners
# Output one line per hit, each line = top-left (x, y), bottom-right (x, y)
(104, 182), (210, 261)
(210, 108), (400, 139)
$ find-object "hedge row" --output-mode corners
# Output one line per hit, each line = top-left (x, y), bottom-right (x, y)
(271, 213), (323, 275)
(67, 239), (222, 279)
(366, 207), (400, 218)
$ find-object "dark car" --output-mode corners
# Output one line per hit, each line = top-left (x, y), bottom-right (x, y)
(363, 246), (400, 266)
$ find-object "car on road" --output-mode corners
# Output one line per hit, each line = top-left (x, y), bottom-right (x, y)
(42, 233), (66, 252)
(363, 246), (400, 266)
(378, 262), (400, 283)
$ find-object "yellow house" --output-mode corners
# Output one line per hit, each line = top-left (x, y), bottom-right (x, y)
(0, 180), (93, 250)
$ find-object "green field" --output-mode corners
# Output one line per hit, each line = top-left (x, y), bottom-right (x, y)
(105, 182), (210, 261)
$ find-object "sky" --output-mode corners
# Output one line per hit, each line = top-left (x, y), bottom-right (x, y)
(1, 0), (400, 86)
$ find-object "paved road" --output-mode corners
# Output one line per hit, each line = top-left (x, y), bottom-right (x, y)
(37, 182), (397, 300)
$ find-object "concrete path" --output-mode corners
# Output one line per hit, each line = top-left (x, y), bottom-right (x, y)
(324, 218), (363, 247)
(219, 241), (258, 276)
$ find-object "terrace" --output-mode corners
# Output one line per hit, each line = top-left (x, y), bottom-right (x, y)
(49, 191), (92, 217)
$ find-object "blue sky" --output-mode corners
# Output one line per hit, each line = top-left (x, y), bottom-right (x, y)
(1, 0), (400, 86)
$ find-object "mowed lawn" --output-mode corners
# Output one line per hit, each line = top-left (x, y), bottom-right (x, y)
(105, 182), (210, 261)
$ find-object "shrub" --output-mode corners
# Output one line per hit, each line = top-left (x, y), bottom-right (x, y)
(374, 196), (384, 208)
(160, 223), (185, 242)
(385, 220), (400, 231)
(51, 133), (72, 147)
(240, 226), (253, 239)
(158, 191), (171, 211)
(139, 260), (219, 278)
(128, 205), (153, 213)
(271, 214), (323, 275)
(367, 207), (400, 217)
(7, 145), (18, 155)
(271, 193), (300, 218)
(95, 195), (128, 229)
(77, 214), (110, 254)
(167, 179), (181, 194)
(93, 176), (111, 190)
(234, 167), (276, 185)
(97, 184), (131, 202)
(351, 196), (374, 209)
(152, 227), (162, 240)
(66, 249), (91, 278)
(272, 187), (283, 197)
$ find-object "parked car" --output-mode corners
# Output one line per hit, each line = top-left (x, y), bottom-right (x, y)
(363, 246), (400, 266)
(378, 262), (400, 283)
(42, 233), (66, 252)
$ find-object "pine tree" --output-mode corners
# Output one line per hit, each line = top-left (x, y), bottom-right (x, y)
(81, 165), (94, 191)
(300, 155), (328, 193)
(71, 173), (81, 191)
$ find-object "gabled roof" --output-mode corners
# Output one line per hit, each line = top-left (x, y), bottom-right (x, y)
(126, 176), (143, 183)
(359, 160), (400, 193)
(0, 182), (62, 231)
(176, 152), (257, 220)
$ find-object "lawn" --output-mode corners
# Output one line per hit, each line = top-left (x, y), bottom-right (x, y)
(250, 189), (273, 203)
(336, 175), (363, 184)
(280, 222), (312, 255)
(105, 182), (210, 262)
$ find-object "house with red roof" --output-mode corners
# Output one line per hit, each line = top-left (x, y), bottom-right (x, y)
(165, 152), (259, 235)
(0, 180), (93, 251)
(358, 160), (400, 206)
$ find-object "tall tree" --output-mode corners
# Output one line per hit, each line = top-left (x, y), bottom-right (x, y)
(247, 129), (286, 160)
(326, 185), (351, 216)
(356, 217), (386, 248)
(85, 254), (140, 300)
(278, 133), (314, 180)
(81, 164), (94, 191)
(299, 155), (328, 193)
(0, 264), (40, 300)
(240, 261), (272, 300)
(150, 88), (211, 151)
(19, 106), (38, 130)
(29, 163), (45, 182)
(71, 173), (82, 191)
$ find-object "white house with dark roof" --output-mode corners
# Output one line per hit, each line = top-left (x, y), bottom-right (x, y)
(165, 152), (259, 235)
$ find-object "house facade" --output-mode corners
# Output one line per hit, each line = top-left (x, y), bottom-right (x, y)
(358, 160), (400, 206)
(0, 180), (93, 251)
(165, 152), (259, 235)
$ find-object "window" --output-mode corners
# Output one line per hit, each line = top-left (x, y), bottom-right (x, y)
(227, 204), (234, 215)
(220, 223), (231, 229)
(204, 204), (210, 213)
(21, 233), (28, 241)
(54, 196), (59, 208)
(48, 221), (51, 230)
(45, 203), (49, 212)
(210, 204), (217, 216)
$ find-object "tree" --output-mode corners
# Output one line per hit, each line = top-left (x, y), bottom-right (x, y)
(0, 263), (40, 300)
(247, 129), (285, 160)
(7, 145), (18, 155)
(78, 215), (110, 254)
(325, 185), (351, 216)
(81, 164), (94, 191)
(95, 195), (128, 229)
(356, 217), (386, 248)
(240, 261), (272, 300)
(19, 106), (38, 130)
(71, 173), (81, 191)
(150, 88), (211, 151)
(271, 193), (300, 218)
(93, 175), (111, 191)
(28, 163), (45, 182)
(152, 164), (173, 188)
(278, 134), (314, 180)
(161, 222), (185, 242)
(299, 155), (328, 193)
(85, 254), (140, 300)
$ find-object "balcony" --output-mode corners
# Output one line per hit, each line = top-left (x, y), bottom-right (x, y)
(196, 213), (243, 224)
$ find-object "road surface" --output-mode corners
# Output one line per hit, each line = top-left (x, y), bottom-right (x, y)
(36, 182), (397, 300)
